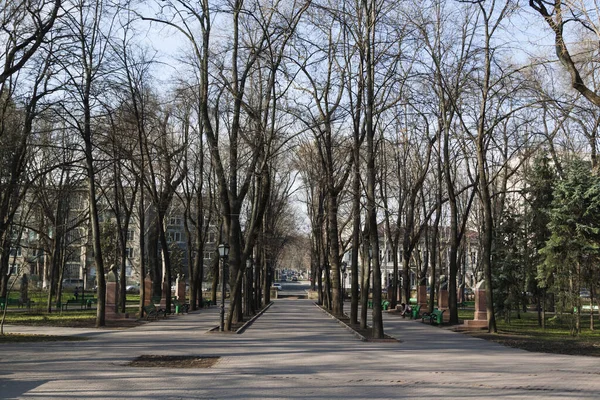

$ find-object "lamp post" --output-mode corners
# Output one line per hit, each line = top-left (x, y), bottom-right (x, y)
(341, 262), (347, 302)
(82, 267), (86, 304)
(218, 243), (230, 332)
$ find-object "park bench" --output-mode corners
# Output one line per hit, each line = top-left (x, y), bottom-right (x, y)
(202, 298), (212, 307)
(172, 298), (190, 314)
(61, 298), (82, 311)
(422, 309), (445, 325)
(143, 303), (167, 320)
(367, 300), (390, 310)
(0, 297), (23, 310)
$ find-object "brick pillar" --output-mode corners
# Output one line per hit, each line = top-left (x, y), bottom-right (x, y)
(160, 281), (169, 309)
(417, 285), (427, 311)
(474, 282), (487, 321)
(144, 276), (152, 306)
(106, 281), (126, 320)
(464, 280), (488, 328)
(176, 275), (186, 301)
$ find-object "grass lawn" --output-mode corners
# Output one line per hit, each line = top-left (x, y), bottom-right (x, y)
(1, 310), (97, 327)
(458, 308), (600, 356)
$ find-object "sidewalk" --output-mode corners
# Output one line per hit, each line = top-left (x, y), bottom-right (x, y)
(1, 299), (599, 399)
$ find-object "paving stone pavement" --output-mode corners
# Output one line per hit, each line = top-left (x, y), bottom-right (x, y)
(1, 299), (599, 399)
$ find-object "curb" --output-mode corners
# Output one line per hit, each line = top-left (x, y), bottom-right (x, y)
(206, 302), (273, 334)
(236, 302), (274, 334)
(315, 302), (367, 342)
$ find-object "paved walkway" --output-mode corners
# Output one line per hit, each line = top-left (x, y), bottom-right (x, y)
(1, 299), (599, 399)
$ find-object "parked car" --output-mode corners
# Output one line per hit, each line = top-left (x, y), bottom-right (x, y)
(292, 276), (298, 282)
(272, 283), (282, 291)
(62, 278), (84, 290)
(126, 285), (140, 294)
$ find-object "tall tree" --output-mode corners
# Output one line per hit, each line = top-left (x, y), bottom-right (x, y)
(539, 158), (600, 335)
(57, 0), (117, 326)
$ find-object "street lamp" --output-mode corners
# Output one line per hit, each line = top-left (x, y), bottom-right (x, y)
(218, 243), (230, 332)
(83, 266), (87, 307)
(341, 262), (347, 302)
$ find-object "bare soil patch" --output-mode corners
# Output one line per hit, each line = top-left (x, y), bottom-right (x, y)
(462, 330), (600, 357)
(0, 334), (88, 343)
(127, 355), (220, 368)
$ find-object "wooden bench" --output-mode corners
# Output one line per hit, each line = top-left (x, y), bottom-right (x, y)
(0, 297), (23, 310)
(143, 303), (167, 320)
(422, 309), (445, 325)
(61, 298), (82, 310)
(172, 298), (190, 314)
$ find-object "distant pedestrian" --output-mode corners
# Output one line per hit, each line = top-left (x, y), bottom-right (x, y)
(400, 303), (412, 318)
(74, 286), (79, 300)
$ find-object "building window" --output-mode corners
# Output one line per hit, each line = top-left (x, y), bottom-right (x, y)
(127, 230), (134, 241)
(168, 231), (182, 243)
(9, 247), (22, 257)
(208, 232), (216, 243)
(204, 251), (214, 260)
(65, 263), (79, 277)
(125, 247), (134, 258)
(28, 230), (38, 241)
(169, 217), (182, 226)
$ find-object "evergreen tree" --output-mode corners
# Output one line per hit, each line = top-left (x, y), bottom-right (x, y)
(525, 153), (556, 327)
(539, 158), (600, 335)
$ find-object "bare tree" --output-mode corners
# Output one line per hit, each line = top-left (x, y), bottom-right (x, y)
(55, 0), (117, 327)
(0, 0), (61, 85)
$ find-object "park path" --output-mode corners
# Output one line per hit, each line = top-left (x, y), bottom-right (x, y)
(1, 299), (600, 399)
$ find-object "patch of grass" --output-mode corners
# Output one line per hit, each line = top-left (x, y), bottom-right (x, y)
(0, 333), (88, 343)
(458, 308), (600, 356)
(2, 311), (97, 327)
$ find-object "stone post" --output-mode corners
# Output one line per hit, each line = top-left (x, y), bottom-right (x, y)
(438, 288), (450, 322)
(106, 266), (128, 319)
(464, 280), (488, 328)
(160, 281), (169, 309)
(417, 285), (427, 311)
(144, 276), (152, 306)
(176, 274), (186, 301)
